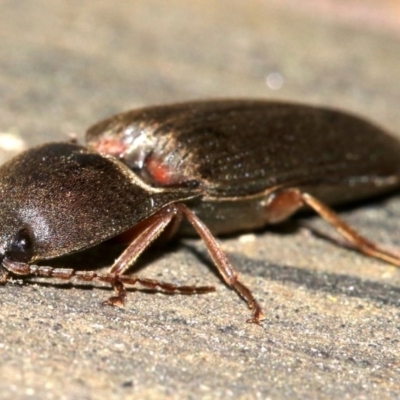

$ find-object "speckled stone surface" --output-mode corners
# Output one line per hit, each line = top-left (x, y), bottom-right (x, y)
(1, 1), (400, 399)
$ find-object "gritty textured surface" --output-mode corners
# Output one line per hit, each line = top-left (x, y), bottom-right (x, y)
(1, 1), (400, 399)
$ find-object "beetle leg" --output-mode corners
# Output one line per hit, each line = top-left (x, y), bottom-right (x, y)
(1, 258), (214, 296)
(117, 275), (214, 295)
(104, 205), (183, 305)
(160, 210), (183, 242)
(108, 205), (181, 276)
(300, 192), (400, 267)
(105, 205), (215, 306)
(264, 188), (400, 266)
(177, 204), (265, 324)
(264, 188), (304, 223)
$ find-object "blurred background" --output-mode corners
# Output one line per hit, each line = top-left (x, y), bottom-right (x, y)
(1, 1), (400, 399)
(2, 1), (400, 152)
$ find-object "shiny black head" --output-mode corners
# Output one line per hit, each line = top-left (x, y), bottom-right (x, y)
(1, 224), (34, 264)
(0, 211), (36, 281)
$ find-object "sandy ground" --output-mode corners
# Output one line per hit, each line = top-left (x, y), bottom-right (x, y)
(1, 1), (400, 399)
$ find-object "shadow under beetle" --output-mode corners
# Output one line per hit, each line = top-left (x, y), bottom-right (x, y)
(2, 99), (400, 323)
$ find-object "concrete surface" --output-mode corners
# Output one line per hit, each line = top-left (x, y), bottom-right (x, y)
(1, 1), (400, 399)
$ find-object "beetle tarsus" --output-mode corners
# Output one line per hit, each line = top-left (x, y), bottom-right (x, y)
(246, 310), (265, 325)
(103, 279), (127, 307)
(2, 258), (215, 301)
(120, 275), (216, 294)
(233, 280), (265, 324)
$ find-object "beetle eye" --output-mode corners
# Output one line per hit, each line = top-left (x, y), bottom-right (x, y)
(7, 228), (34, 263)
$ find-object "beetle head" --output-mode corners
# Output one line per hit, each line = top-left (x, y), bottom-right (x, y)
(0, 142), (201, 277)
(0, 143), (74, 269)
(0, 209), (36, 281)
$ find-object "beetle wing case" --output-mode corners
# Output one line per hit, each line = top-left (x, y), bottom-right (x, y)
(87, 100), (400, 203)
(0, 143), (200, 260)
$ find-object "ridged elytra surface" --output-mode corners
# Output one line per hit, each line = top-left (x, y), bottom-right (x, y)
(87, 100), (400, 200)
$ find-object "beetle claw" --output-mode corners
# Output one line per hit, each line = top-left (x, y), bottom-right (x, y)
(245, 308), (265, 324)
(103, 278), (127, 307)
(102, 296), (126, 307)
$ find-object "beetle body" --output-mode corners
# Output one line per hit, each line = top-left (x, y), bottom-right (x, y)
(87, 100), (400, 234)
(1, 100), (400, 323)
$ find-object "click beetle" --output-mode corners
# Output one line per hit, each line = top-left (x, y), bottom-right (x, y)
(2, 99), (400, 323)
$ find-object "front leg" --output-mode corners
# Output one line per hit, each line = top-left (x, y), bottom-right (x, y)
(104, 205), (182, 306)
